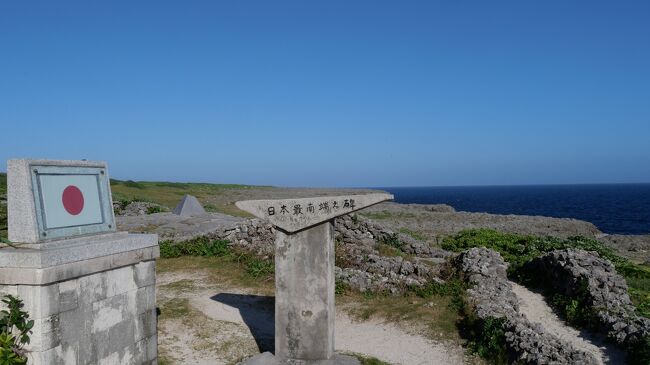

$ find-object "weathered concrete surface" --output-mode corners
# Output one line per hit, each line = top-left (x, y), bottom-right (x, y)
(7, 159), (39, 243)
(116, 211), (245, 241)
(173, 194), (206, 217)
(236, 193), (393, 232)
(0, 259), (158, 364)
(275, 222), (335, 360)
(0, 233), (159, 364)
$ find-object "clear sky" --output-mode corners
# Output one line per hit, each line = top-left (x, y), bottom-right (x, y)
(1, 1), (649, 187)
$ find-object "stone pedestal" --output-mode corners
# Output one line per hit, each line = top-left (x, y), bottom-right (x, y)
(0, 232), (159, 365)
(275, 222), (335, 360)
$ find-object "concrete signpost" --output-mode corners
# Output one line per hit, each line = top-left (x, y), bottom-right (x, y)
(2, 159), (159, 364)
(236, 193), (393, 365)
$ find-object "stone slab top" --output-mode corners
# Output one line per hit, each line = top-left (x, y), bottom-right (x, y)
(235, 193), (393, 233)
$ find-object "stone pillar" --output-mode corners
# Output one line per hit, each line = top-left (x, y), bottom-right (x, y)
(2, 159), (159, 364)
(275, 222), (335, 360)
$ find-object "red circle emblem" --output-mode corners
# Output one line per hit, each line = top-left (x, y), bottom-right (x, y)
(62, 185), (84, 215)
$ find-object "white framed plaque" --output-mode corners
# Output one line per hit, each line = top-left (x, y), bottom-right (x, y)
(7, 159), (117, 243)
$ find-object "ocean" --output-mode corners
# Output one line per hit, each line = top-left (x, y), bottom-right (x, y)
(377, 184), (650, 235)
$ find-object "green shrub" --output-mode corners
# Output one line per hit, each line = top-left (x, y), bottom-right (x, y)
(460, 314), (508, 364)
(443, 229), (650, 318)
(335, 279), (351, 295)
(0, 295), (33, 364)
(146, 205), (165, 214)
(159, 238), (232, 259)
(380, 233), (402, 250)
(410, 279), (466, 311)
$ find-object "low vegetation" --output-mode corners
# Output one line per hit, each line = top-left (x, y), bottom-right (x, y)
(442, 228), (650, 318)
(159, 237), (274, 280)
(109, 178), (266, 217)
(0, 295), (33, 364)
(398, 227), (427, 241)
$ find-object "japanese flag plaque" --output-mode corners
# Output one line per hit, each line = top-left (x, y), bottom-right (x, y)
(8, 159), (116, 243)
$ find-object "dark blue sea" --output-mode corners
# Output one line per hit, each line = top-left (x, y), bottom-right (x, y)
(377, 184), (650, 235)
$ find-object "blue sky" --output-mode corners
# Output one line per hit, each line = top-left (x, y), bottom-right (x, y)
(1, 1), (649, 187)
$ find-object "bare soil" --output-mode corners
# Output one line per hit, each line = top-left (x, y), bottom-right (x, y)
(156, 263), (473, 365)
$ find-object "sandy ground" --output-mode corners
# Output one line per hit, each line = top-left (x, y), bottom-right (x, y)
(510, 282), (626, 364)
(157, 270), (468, 365)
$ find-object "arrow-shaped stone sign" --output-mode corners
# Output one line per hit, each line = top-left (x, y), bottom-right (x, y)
(236, 193), (393, 233)
(236, 193), (393, 365)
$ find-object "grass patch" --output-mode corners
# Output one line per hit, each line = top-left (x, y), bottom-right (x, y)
(159, 298), (192, 319)
(339, 278), (466, 343)
(350, 353), (392, 365)
(399, 227), (427, 241)
(159, 237), (275, 285)
(377, 243), (408, 258)
(109, 178), (263, 217)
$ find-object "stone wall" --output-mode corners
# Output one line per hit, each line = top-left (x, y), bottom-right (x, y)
(456, 247), (599, 364)
(0, 260), (157, 364)
(205, 214), (450, 293)
(525, 249), (650, 349)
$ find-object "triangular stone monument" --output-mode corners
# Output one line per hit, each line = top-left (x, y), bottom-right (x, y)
(173, 194), (206, 216)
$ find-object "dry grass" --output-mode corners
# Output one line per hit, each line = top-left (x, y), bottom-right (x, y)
(157, 256), (275, 296)
(338, 291), (463, 344)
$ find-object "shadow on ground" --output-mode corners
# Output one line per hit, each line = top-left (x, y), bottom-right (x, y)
(211, 293), (275, 353)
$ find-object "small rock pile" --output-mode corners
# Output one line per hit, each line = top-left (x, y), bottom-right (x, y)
(333, 215), (449, 293)
(526, 249), (650, 348)
(335, 215), (451, 261)
(457, 247), (599, 364)
(210, 219), (276, 257)
(113, 201), (166, 216)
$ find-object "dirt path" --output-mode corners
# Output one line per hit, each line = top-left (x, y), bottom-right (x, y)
(510, 282), (626, 364)
(157, 270), (468, 365)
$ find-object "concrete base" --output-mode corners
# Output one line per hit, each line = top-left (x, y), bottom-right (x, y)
(239, 352), (361, 365)
(0, 232), (159, 364)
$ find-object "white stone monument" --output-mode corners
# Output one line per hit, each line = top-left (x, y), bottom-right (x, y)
(2, 159), (159, 364)
(236, 193), (393, 365)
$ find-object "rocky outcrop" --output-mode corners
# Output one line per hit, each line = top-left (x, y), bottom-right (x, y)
(199, 214), (445, 293)
(526, 249), (650, 348)
(113, 201), (166, 216)
(457, 248), (599, 364)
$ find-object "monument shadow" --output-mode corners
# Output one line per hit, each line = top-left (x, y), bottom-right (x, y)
(211, 293), (275, 353)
